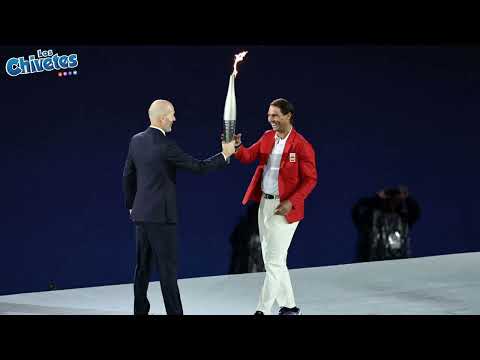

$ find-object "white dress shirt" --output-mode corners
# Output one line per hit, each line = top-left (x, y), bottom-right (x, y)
(261, 129), (292, 195)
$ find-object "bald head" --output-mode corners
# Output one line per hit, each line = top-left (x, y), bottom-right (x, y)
(149, 99), (173, 120)
(148, 99), (176, 132)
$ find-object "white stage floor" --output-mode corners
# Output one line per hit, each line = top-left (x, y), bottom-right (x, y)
(1, 252), (479, 315)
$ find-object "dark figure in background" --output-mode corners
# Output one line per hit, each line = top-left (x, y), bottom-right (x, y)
(352, 186), (421, 262)
(229, 203), (265, 274)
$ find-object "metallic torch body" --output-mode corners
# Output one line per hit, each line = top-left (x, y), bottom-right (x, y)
(222, 51), (247, 163)
(223, 73), (237, 143)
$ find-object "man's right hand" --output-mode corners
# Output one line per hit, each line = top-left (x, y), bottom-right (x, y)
(233, 133), (242, 147)
(222, 140), (236, 158)
(220, 133), (242, 147)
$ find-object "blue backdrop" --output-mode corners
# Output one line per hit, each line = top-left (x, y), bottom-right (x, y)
(1, 46), (479, 295)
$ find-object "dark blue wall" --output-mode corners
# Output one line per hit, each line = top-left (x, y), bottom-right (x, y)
(1, 46), (479, 295)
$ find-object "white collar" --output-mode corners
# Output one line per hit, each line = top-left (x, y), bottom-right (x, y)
(150, 125), (166, 136)
(275, 127), (293, 143)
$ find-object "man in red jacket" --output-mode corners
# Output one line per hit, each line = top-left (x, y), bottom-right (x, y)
(233, 98), (318, 315)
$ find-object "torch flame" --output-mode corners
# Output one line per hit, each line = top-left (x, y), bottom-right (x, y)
(233, 51), (248, 77)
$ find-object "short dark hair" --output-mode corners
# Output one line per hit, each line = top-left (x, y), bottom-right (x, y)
(270, 98), (295, 125)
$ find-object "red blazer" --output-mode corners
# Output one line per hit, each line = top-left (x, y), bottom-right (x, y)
(234, 128), (317, 223)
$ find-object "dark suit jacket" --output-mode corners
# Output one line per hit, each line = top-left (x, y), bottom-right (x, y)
(123, 127), (226, 223)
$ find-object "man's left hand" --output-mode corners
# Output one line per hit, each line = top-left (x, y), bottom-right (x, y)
(274, 200), (293, 216)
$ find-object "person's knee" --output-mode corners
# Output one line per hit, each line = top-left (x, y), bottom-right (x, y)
(135, 264), (150, 274)
(265, 259), (287, 272)
(158, 264), (178, 278)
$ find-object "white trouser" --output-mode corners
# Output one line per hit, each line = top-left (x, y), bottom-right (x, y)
(256, 196), (300, 314)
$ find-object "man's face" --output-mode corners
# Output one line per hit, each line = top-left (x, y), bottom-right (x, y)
(267, 105), (291, 133)
(161, 105), (176, 132)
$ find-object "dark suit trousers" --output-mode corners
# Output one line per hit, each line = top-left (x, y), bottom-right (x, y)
(133, 222), (183, 315)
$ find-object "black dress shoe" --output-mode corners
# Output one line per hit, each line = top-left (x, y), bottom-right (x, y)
(278, 306), (301, 315)
(254, 311), (264, 315)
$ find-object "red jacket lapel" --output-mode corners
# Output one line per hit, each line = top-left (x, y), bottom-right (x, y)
(280, 128), (297, 168)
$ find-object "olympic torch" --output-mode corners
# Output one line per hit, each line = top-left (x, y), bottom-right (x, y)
(223, 51), (247, 162)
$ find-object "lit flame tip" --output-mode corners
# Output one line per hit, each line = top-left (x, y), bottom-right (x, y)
(233, 50), (248, 76)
